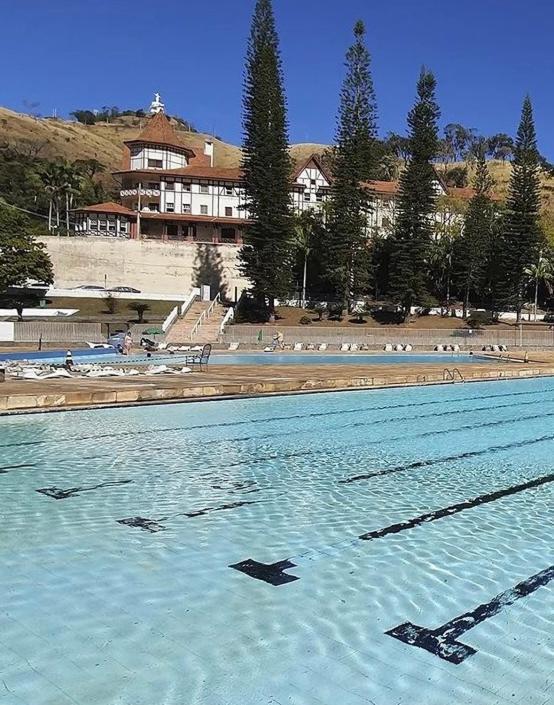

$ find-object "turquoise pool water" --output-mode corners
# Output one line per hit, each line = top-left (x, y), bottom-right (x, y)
(0, 379), (552, 704)
(6, 351), (494, 366)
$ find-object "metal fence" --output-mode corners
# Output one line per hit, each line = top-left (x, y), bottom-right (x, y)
(223, 325), (554, 348)
(14, 322), (103, 343)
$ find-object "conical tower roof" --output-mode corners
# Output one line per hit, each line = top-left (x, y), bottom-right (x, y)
(125, 111), (192, 153)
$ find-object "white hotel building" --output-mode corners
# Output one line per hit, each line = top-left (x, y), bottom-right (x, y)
(74, 96), (474, 245)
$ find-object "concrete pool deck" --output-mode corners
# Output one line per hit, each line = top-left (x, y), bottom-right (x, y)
(2, 353), (554, 413)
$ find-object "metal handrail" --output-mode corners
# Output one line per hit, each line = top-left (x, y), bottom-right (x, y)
(443, 368), (464, 382)
(190, 291), (221, 340)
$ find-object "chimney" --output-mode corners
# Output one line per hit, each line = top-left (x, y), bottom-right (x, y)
(204, 140), (214, 168)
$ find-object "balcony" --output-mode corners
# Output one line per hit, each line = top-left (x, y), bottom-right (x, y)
(120, 187), (160, 198)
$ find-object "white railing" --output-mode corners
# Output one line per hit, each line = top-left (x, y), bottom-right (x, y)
(120, 188), (160, 197)
(162, 306), (179, 333)
(190, 292), (221, 340)
(219, 306), (234, 335)
(180, 287), (200, 315)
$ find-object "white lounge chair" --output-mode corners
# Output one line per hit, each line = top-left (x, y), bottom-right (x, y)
(190, 345), (203, 352)
(404, 344), (413, 352)
(293, 342), (303, 351)
(264, 346), (273, 352)
(492, 345), (500, 352)
(340, 343), (351, 352)
(435, 345), (444, 352)
(453, 344), (460, 352)
(318, 343), (328, 351)
(228, 342), (240, 351)
(350, 343), (359, 352)
(178, 345), (191, 352)
(86, 342), (112, 349)
(158, 342), (168, 350)
(384, 343), (393, 352)
(307, 343), (316, 351)
(179, 367), (192, 374)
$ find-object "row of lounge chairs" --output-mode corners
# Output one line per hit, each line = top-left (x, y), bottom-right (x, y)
(8, 364), (194, 381)
(482, 345), (508, 352)
(383, 344), (414, 352)
(434, 344), (461, 352)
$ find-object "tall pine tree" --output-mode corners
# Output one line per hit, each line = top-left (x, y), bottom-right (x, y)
(239, 0), (293, 317)
(453, 143), (497, 318)
(387, 69), (440, 317)
(324, 20), (378, 309)
(500, 96), (544, 321)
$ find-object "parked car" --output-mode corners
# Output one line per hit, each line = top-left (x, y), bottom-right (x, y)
(109, 286), (141, 293)
(107, 331), (127, 350)
(74, 285), (106, 290)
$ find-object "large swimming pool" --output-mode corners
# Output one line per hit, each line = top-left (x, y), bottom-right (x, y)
(3, 350), (495, 366)
(0, 378), (552, 704)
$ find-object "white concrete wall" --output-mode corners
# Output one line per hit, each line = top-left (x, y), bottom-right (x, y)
(39, 237), (249, 299)
(0, 322), (14, 342)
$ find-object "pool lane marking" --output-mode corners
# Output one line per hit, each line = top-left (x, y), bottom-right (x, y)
(2, 386), (554, 450)
(231, 471), (554, 585)
(359, 471), (554, 540)
(386, 564), (554, 664)
(117, 500), (259, 532)
(0, 463), (36, 474)
(36, 479), (133, 499)
(340, 431), (554, 484)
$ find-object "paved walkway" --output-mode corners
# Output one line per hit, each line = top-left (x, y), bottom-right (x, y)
(2, 356), (554, 413)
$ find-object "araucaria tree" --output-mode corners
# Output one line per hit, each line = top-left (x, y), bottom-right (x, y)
(501, 96), (544, 321)
(325, 20), (379, 309)
(454, 143), (497, 318)
(239, 0), (293, 317)
(388, 69), (440, 317)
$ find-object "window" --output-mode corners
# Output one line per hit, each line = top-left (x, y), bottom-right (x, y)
(165, 181), (174, 190)
(99, 220), (107, 231)
(225, 186), (233, 195)
(108, 223), (116, 232)
(200, 184), (209, 194)
(310, 178), (316, 186)
(316, 193), (323, 202)
(166, 202), (175, 213)
(183, 183), (191, 192)
(182, 203), (191, 213)
(221, 227), (236, 242)
(147, 159), (163, 169)
(200, 205), (208, 215)
(89, 219), (98, 231)
(304, 192), (311, 202)
(225, 206), (233, 217)
(148, 203), (159, 212)
(147, 182), (159, 190)
(120, 222), (128, 233)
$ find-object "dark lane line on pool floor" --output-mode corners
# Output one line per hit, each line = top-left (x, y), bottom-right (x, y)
(231, 471), (554, 585)
(0, 463), (36, 474)
(2, 386), (553, 450)
(386, 564), (554, 663)
(36, 479), (133, 500)
(340, 431), (554, 484)
(359, 472), (554, 540)
(117, 500), (259, 532)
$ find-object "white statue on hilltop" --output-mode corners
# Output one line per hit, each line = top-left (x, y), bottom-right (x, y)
(150, 92), (165, 114)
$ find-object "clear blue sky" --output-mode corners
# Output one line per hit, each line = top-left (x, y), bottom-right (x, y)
(2, 0), (554, 157)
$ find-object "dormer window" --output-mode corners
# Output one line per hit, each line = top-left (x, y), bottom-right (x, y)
(225, 186), (233, 195)
(310, 179), (316, 186)
(200, 184), (209, 194)
(148, 158), (163, 169)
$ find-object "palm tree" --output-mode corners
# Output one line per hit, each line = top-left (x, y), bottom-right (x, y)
(293, 209), (323, 307)
(524, 252), (554, 321)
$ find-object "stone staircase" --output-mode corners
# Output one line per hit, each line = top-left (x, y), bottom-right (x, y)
(165, 299), (227, 344)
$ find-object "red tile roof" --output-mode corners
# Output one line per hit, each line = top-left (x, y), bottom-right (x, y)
(74, 202), (135, 216)
(124, 112), (194, 154)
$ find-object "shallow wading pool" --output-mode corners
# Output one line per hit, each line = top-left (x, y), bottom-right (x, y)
(0, 378), (552, 704)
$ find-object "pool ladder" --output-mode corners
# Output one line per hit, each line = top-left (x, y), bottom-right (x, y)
(443, 367), (465, 383)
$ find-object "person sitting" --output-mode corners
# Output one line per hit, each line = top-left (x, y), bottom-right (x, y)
(64, 350), (74, 370)
(272, 331), (284, 351)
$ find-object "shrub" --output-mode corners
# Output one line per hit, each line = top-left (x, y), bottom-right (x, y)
(467, 310), (494, 328)
(327, 302), (344, 321)
(299, 315), (312, 325)
(310, 302), (327, 321)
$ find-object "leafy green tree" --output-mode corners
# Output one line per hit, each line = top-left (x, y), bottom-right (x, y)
(500, 96), (544, 320)
(453, 145), (497, 317)
(127, 301), (150, 323)
(524, 252), (553, 321)
(323, 20), (378, 308)
(293, 209), (325, 307)
(0, 205), (53, 319)
(387, 69), (441, 317)
(239, 0), (294, 318)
